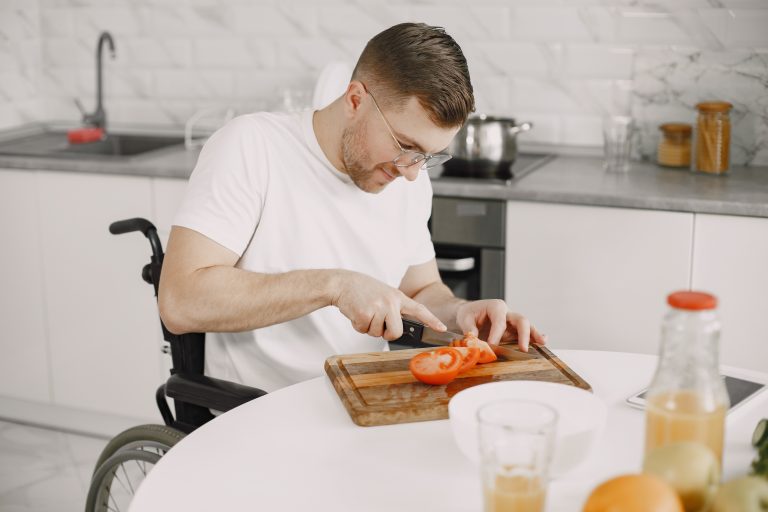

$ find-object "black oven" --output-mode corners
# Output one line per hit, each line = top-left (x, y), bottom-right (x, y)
(430, 197), (506, 301)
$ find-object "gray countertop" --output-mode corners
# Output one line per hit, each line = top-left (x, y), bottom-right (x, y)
(2, 137), (767, 218)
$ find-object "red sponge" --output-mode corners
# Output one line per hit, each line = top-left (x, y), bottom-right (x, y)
(67, 127), (104, 144)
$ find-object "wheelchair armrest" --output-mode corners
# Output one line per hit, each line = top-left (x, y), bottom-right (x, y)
(165, 373), (267, 413)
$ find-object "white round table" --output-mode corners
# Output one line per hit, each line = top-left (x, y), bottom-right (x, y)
(128, 350), (768, 511)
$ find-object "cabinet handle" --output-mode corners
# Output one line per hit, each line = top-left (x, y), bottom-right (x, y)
(161, 344), (170, 355)
(436, 257), (475, 272)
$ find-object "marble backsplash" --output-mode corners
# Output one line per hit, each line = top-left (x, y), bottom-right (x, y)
(0, 0), (767, 165)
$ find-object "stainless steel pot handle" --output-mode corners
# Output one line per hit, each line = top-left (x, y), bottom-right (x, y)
(436, 257), (476, 272)
(508, 121), (533, 135)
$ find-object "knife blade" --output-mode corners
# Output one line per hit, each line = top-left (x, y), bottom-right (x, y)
(398, 318), (538, 360)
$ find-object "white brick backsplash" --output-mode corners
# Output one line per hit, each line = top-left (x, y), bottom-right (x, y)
(511, 7), (594, 42)
(0, 73), (36, 101)
(275, 38), (356, 72)
(408, 6), (507, 41)
(194, 38), (255, 68)
(40, 8), (74, 38)
(42, 38), (91, 67)
(232, 5), (317, 37)
(471, 42), (557, 79)
(154, 69), (234, 99)
(120, 38), (192, 69)
(73, 7), (141, 36)
(562, 115), (603, 146)
(1, 0), (767, 164)
(317, 4), (408, 37)
(728, 10), (768, 49)
(514, 112), (561, 145)
(509, 78), (586, 115)
(472, 75), (511, 116)
(615, 10), (692, 46)
(563, 44), (635, 80)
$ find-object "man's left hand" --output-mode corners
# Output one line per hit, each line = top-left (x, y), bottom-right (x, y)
(455, 299), (547, 352)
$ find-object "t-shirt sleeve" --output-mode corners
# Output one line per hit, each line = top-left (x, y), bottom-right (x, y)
(172, 116), (269, 257)
(407, 172), (436, 266)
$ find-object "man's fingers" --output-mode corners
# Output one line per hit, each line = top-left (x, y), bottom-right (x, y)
(368, 310), (386, 338)
(486, 308), (509, 346)
(383, 306), (404, 341)
(509, 313), (531, 352)
(401, 298), (446, 332)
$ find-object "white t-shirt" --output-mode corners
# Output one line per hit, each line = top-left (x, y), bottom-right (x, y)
(172, 110), (435, 392)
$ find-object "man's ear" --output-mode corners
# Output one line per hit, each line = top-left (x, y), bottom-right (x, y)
(342, 80), (366, 118)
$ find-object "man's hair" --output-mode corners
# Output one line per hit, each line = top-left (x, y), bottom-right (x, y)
(351, 23), (475, 128)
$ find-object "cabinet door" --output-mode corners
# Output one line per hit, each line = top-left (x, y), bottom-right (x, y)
(692, 214), (768, 372)
(37, 171), (160, 419)
(506, 202), (693, 355)
(0, 170), (50, 402)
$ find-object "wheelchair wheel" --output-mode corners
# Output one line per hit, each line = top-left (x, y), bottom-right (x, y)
(86, 449), (160, 512)
(91, 423), (185, 474)
(85, 424), (185, 512)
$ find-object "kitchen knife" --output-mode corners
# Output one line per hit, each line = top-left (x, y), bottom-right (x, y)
(399, 318), (538, 360)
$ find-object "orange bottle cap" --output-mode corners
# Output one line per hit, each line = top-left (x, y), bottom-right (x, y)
(667, 291), (717, 310)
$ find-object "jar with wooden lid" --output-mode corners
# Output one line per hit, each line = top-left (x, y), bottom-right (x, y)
(657, 123), (692, 168)
(694, 101), (732, 175)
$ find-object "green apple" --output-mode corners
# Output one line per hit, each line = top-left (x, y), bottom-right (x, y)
(642, 442), (720, 512)
(710, 476), (768, 512)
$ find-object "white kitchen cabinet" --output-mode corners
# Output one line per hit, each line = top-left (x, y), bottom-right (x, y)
(37, 171), (161, 419)
(505, 201), (693, 356)
(691, 214), (768, 372)
(0, 170), (51, 403)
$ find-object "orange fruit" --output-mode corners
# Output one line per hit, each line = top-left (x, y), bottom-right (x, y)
(583, 474), (684, 512)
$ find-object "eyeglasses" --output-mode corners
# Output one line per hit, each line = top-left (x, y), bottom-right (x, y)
(365, 87), (452, 170)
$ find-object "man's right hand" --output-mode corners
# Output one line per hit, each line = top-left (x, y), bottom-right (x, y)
(331, 270), (446, 341)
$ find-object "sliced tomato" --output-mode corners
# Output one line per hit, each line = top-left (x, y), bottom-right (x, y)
(461, 333), (497, 364)
(409, 347), (463, 385)
(454, 346), (481, 374)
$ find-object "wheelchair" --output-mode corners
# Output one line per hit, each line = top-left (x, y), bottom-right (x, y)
(85, 218), (268, 512)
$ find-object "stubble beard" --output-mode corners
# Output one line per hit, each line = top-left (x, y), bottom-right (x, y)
(340, 121), (384, 194)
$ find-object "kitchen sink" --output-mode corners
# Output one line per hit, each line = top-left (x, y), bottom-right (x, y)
(0, 128), (185, 159)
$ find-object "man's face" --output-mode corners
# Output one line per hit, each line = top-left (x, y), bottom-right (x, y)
(341, 94), (459, 194)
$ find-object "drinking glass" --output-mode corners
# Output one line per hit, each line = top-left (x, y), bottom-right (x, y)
(603, 115), (634, 172)
(478, 400), (558, 512)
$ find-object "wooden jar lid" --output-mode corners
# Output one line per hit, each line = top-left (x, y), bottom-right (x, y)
(659, 123), (692, 136)
(696, 101), (733, 113)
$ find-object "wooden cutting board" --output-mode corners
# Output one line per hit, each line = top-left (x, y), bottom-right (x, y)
(325, 344), (591, 427)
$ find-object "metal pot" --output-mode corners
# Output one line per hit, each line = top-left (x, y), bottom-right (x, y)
(444, 115), (533, 179)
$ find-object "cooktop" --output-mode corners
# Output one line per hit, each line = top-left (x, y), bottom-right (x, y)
(429, 152), (554, 184)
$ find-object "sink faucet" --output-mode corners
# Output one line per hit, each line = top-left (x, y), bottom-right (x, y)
(75, 31), (116, 130)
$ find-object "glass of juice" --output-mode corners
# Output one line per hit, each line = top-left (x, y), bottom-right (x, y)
(477, 400), (558, 512)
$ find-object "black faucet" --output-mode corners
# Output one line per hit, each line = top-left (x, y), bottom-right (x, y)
(76, 31), (116, 130)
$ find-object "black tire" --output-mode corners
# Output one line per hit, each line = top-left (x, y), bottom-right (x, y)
(85, 449), (161, 512)
(92, 424), (185, 475)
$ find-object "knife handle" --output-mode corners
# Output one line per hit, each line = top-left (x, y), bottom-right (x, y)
(391, 318), (428, 347)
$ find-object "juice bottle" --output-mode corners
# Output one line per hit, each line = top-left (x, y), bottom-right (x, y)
(644, 291), (729, 469)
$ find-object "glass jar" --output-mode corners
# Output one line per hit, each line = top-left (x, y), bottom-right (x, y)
(694, 101), (732, 175)
(644, 291), (729, 469)
(657, 123), (692, 168)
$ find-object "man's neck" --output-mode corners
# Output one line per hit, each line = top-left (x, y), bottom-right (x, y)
(312, 98), (347, 173)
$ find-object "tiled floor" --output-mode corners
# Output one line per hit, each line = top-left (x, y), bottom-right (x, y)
(0, 420), (108, 512)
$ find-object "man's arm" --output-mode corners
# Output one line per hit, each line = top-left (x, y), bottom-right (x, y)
(399, 258), (466, 331)
(158, 226), (445, 336)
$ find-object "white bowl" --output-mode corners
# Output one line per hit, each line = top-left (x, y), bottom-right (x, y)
(448, 381), (607, 478)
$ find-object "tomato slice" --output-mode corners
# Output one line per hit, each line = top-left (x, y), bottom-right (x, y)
(454, 346), (481, 374)
(461, 333), (498, 364)
(409, 347), (463, 385)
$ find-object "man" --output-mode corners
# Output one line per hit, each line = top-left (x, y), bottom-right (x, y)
(158, 23), (546, 392)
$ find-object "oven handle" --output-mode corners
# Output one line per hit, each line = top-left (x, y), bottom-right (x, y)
(436, 256), (476, 272)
